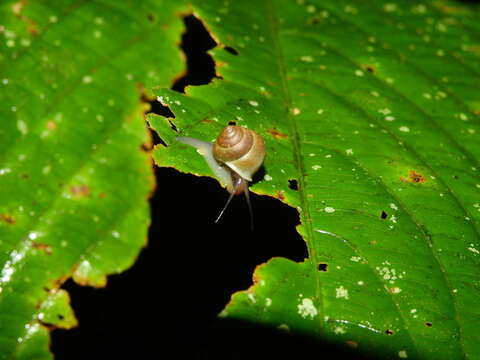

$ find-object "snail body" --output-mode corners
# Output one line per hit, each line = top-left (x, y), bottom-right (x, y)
(177, 125), (265, 227)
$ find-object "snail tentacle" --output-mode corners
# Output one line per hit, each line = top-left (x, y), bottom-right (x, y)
(214, 174), (254, 229)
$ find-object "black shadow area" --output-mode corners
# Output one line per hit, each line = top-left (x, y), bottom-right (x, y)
(172, 15), (218, 92)
(195, 319), (399, 360)
(51, 166), (306, 359)
(199, 318), (389, 360)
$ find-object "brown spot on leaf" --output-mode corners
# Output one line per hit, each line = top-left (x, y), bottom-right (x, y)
(12, 0), (39, 35)
(308, 15), (323, 24)
(275, 191), (285, 201)
(47, 121), (57, 131)
(98, 192), (107, 199)
(362, 64), (376, 73)
(32, 242), (52, 255)
(345, 340), (358, 348)
(401, 170), (427, 183)
(1, 214), (16, 224)
(267, 128), (288, 139)
(45, 274), (70, 290)
(252, 262), (268, 285)
(141, 142), (153, 152)
(70, 185), (90, 198)
(201, 118), (214, 123)
(12, 1), (24, 15)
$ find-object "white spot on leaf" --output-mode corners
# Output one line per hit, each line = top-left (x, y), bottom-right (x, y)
(82, 75), (93, 84)
(336, 286), (349, 299)
(297, 298), (318, 319)
(17, 120), (28, 135)
(300, 55), (314, 62)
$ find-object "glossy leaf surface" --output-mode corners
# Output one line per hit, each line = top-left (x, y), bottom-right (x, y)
(151, 0), (480, 358)
(0, 1), (185, 358)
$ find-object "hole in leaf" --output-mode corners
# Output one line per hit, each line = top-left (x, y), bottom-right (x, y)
(224, 46), (239, 55)
(380, 210), (388, 219)
(148, 126), (166, 147)
(385, 329), (394, 335)
(145, 95), (175, 118)
(288, 179), (299, 191)
(228, 121), (237, 126)
(52, 167), (308, 358)
(168, 119), (178, 132)
(172, 15), (218, 92)
(318, 263), (328, 272)
(363, 64), (376, 73)
(146, 13), (156, 23)
(425, 322), (432, 327)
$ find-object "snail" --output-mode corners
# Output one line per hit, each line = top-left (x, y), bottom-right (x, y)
(177, 125), (265, 228)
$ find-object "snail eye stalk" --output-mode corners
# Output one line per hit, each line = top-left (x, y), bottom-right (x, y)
(214, 172), (254, 230)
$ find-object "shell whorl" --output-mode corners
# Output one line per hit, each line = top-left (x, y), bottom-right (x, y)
(213, 126), (265, 182)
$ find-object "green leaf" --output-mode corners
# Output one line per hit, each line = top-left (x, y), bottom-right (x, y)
(0, 1), (186, 358)
(38, 289), (77, 330)
(151, 0), (480, 358)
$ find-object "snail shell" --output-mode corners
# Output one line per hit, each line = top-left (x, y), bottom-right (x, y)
(213, 126), (265, 182)
(176, 125), (265, 229)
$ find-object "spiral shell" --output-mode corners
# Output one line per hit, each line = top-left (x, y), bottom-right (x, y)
(213, 126), (265, 182)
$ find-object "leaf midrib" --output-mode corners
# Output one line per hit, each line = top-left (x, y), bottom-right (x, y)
(265, 0), (325, 326)
(289, 55), (469, 354)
